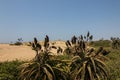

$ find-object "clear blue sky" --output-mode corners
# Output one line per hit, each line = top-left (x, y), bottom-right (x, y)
(0, 0), (120, 43)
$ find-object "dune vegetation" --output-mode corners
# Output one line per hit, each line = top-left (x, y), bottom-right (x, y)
(0, 32), (120, 80)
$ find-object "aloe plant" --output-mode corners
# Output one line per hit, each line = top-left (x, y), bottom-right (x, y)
(19, 33), (109, 80)
(19, 61), (55, 80)
(31, 37), (42, 61)
(19, 36), (68, 80)
(19, 36), (56, 80)
(64, 32), (109, 80)
(70, 55), (109, 80)
(111, 37), (120, 49)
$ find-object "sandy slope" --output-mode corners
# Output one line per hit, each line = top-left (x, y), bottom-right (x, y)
(0, 41), (66, 62)
(0, 44), (35, 62)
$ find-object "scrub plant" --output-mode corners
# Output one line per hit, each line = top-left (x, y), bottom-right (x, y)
(19, 35), (67, 80)
(65, 32), (109, 80)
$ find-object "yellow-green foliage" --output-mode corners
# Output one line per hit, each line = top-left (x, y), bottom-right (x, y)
(19, 34), (110, 80)
(2, 34), (120, 80)
(0, 60), (24, 80)
(106, 49), (120, 80)
(90, 40), (111, 47)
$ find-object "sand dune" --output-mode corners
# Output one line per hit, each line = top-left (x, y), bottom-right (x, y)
(0, 41), (66, 62)
(0, 44), (35, 62)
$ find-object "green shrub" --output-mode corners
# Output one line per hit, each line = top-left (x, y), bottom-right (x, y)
(0, 60), (24, 80)
(10, 38), (23, 46)
(1, 34), (120, 80)
(14, 42), (23, 46)
(90, 40), (111, 47)
(106, 49), (120, 80)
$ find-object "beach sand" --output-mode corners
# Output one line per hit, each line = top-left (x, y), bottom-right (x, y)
(0, 41), (66, 62)
(0, 44), (35, 62)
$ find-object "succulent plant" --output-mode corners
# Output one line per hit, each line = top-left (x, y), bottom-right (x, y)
(57, 47), (63, 54)
(71, 35), (77, 44)
(44, 35), (50, 49)
(19, 36), (68, 80)
(19, 33), (109, 80)
(64, 32), (109, 80)
(111, 37), (120, 49)
(95, 47), (103, 56)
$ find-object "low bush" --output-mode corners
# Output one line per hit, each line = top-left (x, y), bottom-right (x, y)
(0, 60), (24, 80)
(106, 49), (120, 80)
(90, 40), (111, 47)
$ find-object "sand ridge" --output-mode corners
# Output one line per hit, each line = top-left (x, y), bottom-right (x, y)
(0, 44), (35, 62)
(0, 41), (66, 62)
